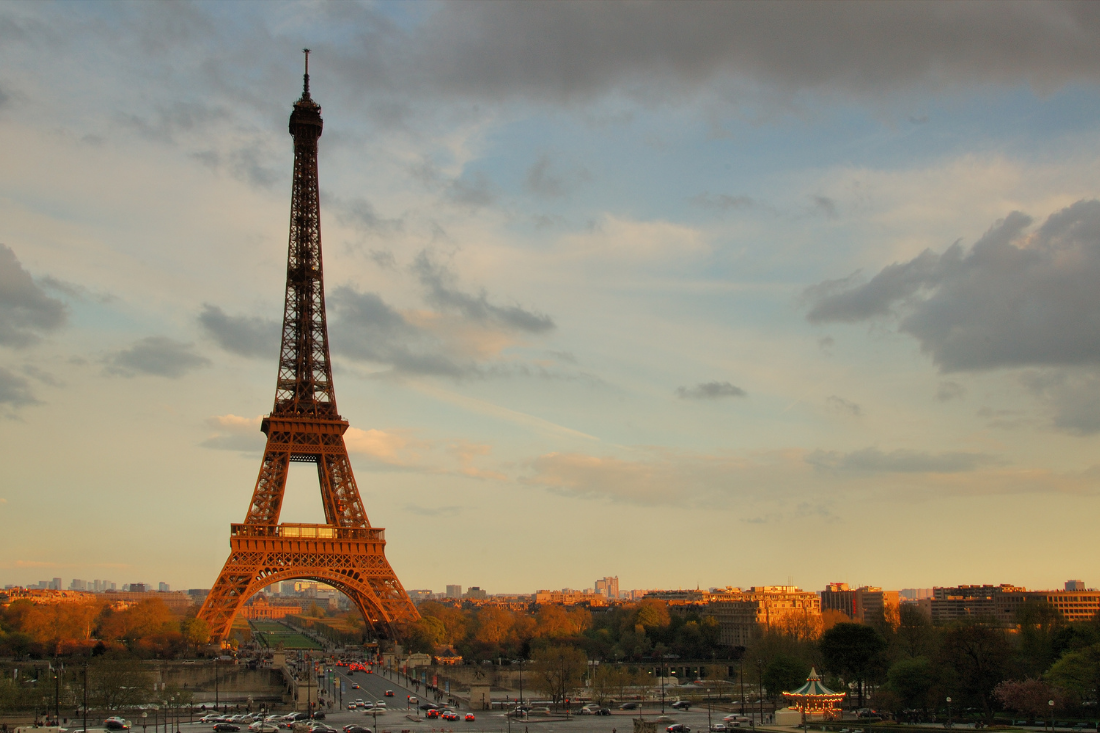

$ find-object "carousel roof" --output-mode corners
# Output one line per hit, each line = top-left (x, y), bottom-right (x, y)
(784, 668), (845, 698)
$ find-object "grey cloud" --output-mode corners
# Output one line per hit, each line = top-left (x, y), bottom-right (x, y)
(228, 143), (281, 189)
(1021, 369), (1100, 435)
(368, 250), (397, 269)
(825, 395), (861, 417)
(198, 304), (280, 359)
(524, 154), (591, 198)
(677, 381), (747, 400)
(105, 336), (211, 378)
(805, 202), (1100, 372)
(39, 275), (115, 304)
(389, 3), (1100, 105)
(116, 101), (229, 144)
(412, 252), (555, 333)
(807, 447), (996, 474)
(0, 244), (67, 347)
(328, 195), (404, 236)
(813, 195), (838, 219)
(446, 172), (495, 209)
(328, 286), (467, 377)
(690, 193), (755, 211)
(0, 366), (37, 407)
(21, 364), (62, 387)
(936, 381), (966, 402)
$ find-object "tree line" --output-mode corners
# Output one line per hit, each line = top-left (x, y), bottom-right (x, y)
(408, 599), (1100, 723)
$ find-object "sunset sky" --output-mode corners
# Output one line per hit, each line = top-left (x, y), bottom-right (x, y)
(2, 2), (1099, 595)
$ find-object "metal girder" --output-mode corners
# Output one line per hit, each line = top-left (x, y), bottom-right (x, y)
(198, 56), (419, 646)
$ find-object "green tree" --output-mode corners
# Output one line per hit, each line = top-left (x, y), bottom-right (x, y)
(762, 655), (809, 701)
(1015, 601), (1064, 678)
(894, 604), (936, 659)
(938, 622), (1013, 723)
(1047, 643), (1100, 705)
(885, 656), (935, 711)
(820, 622), (886, 708)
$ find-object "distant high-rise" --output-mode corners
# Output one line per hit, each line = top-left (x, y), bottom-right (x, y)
(50, 578), (61, 590)
(465, 586), (488, 600)
(69, 579), (87, 591)
(129, 582), (148, 593)
(595, 576), (619, 599)
(446, 584), (462, 599)
(1066, 580), (1085, 591)
(158, 582), (170, 592)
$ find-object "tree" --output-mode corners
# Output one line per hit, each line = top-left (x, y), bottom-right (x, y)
(1047, 643), (1100, 705)
(531, 644), (587, 705)
(88, 653), (153, 711)
(894, 604), (935, 659)
(762, 655), (809, 701)
(993, 679), (1063, 723)
(820, 622), (886, 708)
(475, 607), (514, 647)
(180, 617), (211, 654)
(885, 656), (935, 712)
(939, 622), (1013, 723)
(1015, 601), (1064, 678)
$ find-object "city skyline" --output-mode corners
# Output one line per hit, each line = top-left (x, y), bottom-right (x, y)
(2, 3), (1100, 593)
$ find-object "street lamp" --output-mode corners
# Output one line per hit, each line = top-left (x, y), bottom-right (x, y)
(946, 696), (952, 729)
(142, 711), (147, 733)
(1048, 699), (1055, 731)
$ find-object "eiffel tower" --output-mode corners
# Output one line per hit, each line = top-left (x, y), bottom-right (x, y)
(198, 51), (419, 645)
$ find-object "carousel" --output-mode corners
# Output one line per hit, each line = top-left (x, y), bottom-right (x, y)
(776, 668), (847, 725)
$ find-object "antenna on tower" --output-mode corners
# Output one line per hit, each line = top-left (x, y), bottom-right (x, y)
(303, 48), (311, 96)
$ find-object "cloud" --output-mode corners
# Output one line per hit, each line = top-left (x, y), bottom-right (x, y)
(198, 304), (280, 359)
(806, 447), (997, 474)
(0, 366), (37, 407)
(690, 193), (756, 212)
(344, 427), (424, 466)
(329, 287), (466, 376)
(812, 195), (838, 219)
(524, 154), (591, 198)
(1021, 369), (1100, 436)
(446, 172), (495, 209)
(804, 201), (1100, 373)
(105, 336), (210, 378)
(825, 395), (862, 417)
(0, 244), (67, 347)
(398, 3), (1100, 105)
(412, 252), (555, 334)
(676, 381), (747, 400)
(200, 414), (264, 452)
(329, 195), (404, 236)
(936, 381), (966, 402)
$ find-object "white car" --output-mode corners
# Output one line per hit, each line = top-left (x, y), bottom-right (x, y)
(249, 723), (277, 732)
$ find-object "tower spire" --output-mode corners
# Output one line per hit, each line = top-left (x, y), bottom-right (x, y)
(302, 48), (310, 98)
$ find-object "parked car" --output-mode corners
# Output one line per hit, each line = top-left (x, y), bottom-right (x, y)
(710, 725), (728, 732)
(249, 722), (278, 732)
(620, 703), (641, 710)
(213, 725), (240, 733)
(671, 701), (692, 711)
(105, 719), (132, 731)
(666, 725), (691, 733)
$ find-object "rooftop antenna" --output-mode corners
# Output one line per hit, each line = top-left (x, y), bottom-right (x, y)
(303, 48), (311, 97)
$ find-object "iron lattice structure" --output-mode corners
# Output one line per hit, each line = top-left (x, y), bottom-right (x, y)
(198, 52), (419, 644)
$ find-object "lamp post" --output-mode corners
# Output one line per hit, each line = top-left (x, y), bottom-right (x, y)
(740, 657), (745, 717)
(142, 711), (147, 733)
(82, 663), (88, 733)
(1048, 699), (1055, 731)
(946, 696), (952, 729)
(756, 659), (765, 729)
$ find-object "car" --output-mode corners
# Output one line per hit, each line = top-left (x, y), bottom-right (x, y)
(425, 710), (439, 719)
(346, 704), (357, 711)
(201, 716), (222, 724)
(597, 708), (612, 716)
(344, 728), (372, 733)
(373, 702), (386, 709)
(352, 684), (360, 689)
(309, 713), (325, 720)
(383, 691), (394, 697)
(620, 702), (641, 710)
(213, 726), (240, 733)
(105, 719), (132, 731)
(710, 725), (729, 732)
(464, 714), (475, 722)
(666, 725), (691, 733)
(671, 701), (692, 711)
(441, 712), (459, 722)
(249, 723), (278, 732)
(407, 696), (417, 704)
